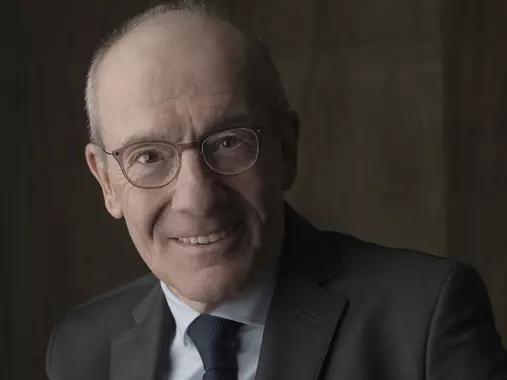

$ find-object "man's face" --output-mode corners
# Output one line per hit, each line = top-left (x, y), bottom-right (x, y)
(86, 19), (298, 309)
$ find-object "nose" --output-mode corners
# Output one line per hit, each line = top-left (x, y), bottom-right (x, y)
(170, 149), (226, 215)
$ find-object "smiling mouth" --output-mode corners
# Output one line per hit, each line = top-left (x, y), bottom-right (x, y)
(175, 223), (240, 246)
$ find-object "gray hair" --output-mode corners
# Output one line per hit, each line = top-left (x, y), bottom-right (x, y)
(85, 0), (289, 146)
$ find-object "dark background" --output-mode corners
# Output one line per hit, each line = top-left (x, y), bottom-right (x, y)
(5, 0), (507, 379)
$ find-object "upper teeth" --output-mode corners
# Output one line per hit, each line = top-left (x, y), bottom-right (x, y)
(177, 225), (235, 245)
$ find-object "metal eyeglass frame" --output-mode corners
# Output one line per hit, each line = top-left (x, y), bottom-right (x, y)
(98, 126), (262, 189)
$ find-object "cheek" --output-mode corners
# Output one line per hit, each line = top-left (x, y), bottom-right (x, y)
(226, 162), (285, 242)
(228, 142), (286, 217)
(259, 137), (286, 183)
(225, 170), (271, 220)
(253, 147), (286, 206)
(110, 166), (126, 183)
(118, 186), (167, 262)
(119, 181), (164, 219)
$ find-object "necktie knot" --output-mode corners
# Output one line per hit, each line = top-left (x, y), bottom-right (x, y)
(187, 314), (243, 380)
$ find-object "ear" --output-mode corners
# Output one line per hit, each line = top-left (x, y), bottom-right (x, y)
(280, 111), (300, 191)
(85, 143), (124, 219)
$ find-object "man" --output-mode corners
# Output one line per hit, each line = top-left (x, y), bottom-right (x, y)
(46, 2), (507, 380)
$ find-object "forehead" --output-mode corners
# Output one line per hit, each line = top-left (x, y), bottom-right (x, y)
(96, 15), (254, 147)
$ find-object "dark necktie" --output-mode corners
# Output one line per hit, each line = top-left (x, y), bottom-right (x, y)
(187, 314), (243, 380)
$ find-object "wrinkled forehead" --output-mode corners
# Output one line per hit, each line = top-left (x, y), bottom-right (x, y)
(95, 15), (255, 145)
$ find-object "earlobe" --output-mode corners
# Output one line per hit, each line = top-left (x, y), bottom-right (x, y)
(281, 111), (300, 191)
(85, 143), (124, 219)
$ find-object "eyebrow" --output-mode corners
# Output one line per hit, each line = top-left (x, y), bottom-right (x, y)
(115, 113), (257, 150)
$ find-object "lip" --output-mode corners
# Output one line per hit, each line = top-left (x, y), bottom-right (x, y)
(171, 222), (243, 254)
(173, 223), (235, 242)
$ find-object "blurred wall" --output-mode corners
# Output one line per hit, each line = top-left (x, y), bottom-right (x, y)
(443, 0), (507, 348)
(6, 0), (507, 379)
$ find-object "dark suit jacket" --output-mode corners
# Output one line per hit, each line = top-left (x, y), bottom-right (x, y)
(46, 207), (507, 380)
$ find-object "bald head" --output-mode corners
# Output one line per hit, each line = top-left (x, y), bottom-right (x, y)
(86, 3), (288, 146)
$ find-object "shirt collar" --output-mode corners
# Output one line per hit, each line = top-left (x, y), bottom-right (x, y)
(160, 269), (277, 345)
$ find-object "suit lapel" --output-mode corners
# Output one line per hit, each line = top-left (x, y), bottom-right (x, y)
(110, 283), (174, 380)
(255, 205), (348, 380)
(255, 271), (347, 380)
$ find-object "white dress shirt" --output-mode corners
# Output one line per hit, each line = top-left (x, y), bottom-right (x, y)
(160, 271), (276, 380)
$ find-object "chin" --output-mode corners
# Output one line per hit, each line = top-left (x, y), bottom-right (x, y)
(161, 259), (256, 307)
(192, 264), (254, 303)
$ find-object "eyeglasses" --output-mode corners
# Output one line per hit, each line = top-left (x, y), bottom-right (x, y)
(99, 127), (262, 189)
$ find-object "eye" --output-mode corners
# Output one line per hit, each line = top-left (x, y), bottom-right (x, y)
(217, 136), (240, 149)
(202, 128), (257, 158)
(132, 150), (165, 165)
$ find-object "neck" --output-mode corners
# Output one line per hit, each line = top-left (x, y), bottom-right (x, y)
(172, 290), (220, 313)
(167, 286), (220, 313)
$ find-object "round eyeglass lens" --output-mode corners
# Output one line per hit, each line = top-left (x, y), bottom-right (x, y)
(202, 128), (259, 175)
(122, 143), (180, 188)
